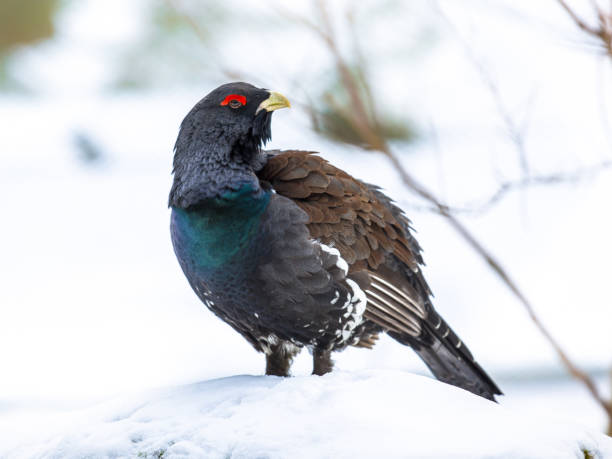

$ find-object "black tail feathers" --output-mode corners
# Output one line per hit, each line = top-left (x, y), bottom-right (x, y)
(390, 309), (502, 402)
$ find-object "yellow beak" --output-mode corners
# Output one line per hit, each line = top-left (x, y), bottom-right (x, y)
(256, 91), (291, 114)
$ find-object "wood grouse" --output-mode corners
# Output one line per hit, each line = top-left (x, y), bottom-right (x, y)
(169, 82), (502, 401)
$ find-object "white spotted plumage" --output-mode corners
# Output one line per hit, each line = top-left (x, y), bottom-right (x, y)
(317, 242), (349, 275)
(331, 278), (366, 344)
(314, 241), (368, 345)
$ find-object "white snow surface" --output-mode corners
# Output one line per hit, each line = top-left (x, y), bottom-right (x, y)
(2, 370), (610, 459)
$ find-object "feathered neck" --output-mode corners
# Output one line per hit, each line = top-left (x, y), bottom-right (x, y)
(168, 118), (269, 209)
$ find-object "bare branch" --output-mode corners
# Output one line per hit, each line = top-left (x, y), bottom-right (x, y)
(557, 0), (612, 57)
(558, 0), (602, 36)
(446, 161), (612, 215)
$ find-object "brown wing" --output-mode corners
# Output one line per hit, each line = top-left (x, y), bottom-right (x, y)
(258, 150), (428, 339)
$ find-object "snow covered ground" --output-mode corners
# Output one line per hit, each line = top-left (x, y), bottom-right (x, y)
(2, 371), (611, 459)
(1, 0), (612, 456)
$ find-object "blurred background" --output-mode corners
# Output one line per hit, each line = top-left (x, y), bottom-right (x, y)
(1, 0), (611, 438)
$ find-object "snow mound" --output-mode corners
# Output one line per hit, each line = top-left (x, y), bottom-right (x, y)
(4, 371), (611, 458)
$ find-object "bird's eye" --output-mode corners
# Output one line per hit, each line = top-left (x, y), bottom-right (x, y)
(221, 94), (246, 109)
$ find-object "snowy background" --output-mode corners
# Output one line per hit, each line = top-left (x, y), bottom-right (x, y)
(1, 0), (612, 457)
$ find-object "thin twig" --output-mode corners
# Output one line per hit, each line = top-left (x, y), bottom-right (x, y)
(163, 0), (265, 86)
(163, 0), (207, 42)
(558, 0), (602, 35)
(557, 0), (612, 57)
(433, 2), (532, 178)
(446, 161), (612, 215)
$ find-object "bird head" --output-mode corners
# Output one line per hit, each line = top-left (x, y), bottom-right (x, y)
(175, 82), (290, 162)
(170, 82), (290, 208)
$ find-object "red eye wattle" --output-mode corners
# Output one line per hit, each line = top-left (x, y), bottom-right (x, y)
(220, 94), (246, 107)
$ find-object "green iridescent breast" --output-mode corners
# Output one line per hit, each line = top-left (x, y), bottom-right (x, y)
(171, 185), (270, 270)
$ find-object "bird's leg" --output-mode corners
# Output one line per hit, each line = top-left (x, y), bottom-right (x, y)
(312, 348), (334, 376)
(265, 341), (300, 377)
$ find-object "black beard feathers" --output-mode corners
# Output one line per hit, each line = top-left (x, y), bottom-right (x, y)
(231, 110), (272, 163)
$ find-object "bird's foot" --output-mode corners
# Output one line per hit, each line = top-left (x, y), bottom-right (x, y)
(312, 348), (334, 376)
